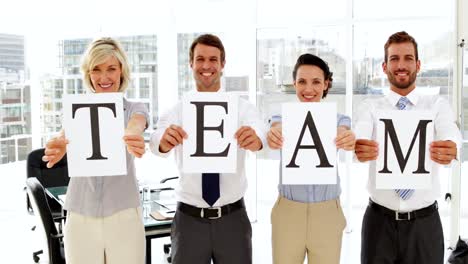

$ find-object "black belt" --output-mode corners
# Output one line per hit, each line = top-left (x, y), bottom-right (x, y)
(368, 199), (438, 221)
(177, 198), (245, 219)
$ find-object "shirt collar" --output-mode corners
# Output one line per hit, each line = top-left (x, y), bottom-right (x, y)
(387, 89), (419, 107)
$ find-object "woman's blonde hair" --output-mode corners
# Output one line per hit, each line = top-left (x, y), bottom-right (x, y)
(81, 37), (130, 92)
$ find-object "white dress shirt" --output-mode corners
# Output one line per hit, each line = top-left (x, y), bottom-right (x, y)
(354, 89), (461, 212)
(150, 95), (266, 208)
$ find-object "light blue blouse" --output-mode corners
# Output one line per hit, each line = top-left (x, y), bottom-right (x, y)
(272, 113), (351, 203)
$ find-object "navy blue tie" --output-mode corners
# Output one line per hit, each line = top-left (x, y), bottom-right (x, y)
(202, 173), (220, 207)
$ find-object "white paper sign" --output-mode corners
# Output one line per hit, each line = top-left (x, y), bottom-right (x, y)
(63, 93), (126, 177)
(282, 102), (337, 184)
(375, 110), (434, 189)
(182, 92), (238, 173)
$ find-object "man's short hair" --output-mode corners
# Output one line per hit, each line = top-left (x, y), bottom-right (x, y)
(189, 34), (225, 63)
(384, 31), (419, 62)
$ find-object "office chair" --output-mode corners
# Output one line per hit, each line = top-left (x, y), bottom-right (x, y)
(26, 148), (69, 215)
(26, 148), (69, 262)
(159, 176), (178, 263)
(26, 177), (66, 264)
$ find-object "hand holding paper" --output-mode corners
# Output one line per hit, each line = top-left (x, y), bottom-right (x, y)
(430, 140), (457, 165)
(267, 124), (283, 149)
(124, 135), (145, 158)
(159, 125), (188, 153)
(43, 132), (69, 168)
(235, 126), (262, 151)
(355, 139), (379, 162)
(335, 126), (355, 151)
(123, 114), (147, 158)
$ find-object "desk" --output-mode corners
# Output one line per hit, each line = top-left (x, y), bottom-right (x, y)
(46, 186), (172, 264)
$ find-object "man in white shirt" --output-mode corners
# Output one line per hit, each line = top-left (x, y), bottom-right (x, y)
(354, 31), (461, 264)
(150, 34), (264, 264)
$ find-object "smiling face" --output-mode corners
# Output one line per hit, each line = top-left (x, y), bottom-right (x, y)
(190, 43), (225, 92)
(294, 65), (329, 102)
(89, 56), (122, 93)
(383, 42), (421, 95)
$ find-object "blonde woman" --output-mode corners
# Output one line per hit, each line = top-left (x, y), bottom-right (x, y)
(42, 38), (148, 264)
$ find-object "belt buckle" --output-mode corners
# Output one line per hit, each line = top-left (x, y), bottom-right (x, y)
(395, 211), (411, 221)
(200, 207), (222, 219)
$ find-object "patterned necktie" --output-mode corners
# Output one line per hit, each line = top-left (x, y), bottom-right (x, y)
(202, 173), (220, 207)
(395, 96), (415, 200)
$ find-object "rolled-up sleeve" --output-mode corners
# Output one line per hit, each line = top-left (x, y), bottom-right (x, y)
(337, 114), (351, 128)
(127, 101), (150, 129)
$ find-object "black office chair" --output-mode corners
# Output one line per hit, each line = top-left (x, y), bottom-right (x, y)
(26, 177), (66, 264)
(26, 148), (69, 215)
(26, 148), (69, 262)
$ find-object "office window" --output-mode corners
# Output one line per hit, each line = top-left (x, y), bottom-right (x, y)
(177, 33), (204, 97)
(54, 79), (64, 99)
(126, 79), (136, 98)
(54, 79), (63, 89)
(54, 86), (63, 99)
(67, 79), (75, 94)
(54, 102), (62, 111)
(17, 137), (31, 161)
(140, 77), (150, 98)
(43, 102), (52, 112)
(0, 33), (29, 164)
(77, 79), (84, 93)
(0, 139), (16, 163)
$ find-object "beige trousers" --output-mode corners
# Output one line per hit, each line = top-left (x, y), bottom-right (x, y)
(64, 207), (145, 264)
(271, 196), (346, 264)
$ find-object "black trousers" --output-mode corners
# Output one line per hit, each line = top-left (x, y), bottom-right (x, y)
(170, 207), (252, 264)
(361, 201), (444, 264)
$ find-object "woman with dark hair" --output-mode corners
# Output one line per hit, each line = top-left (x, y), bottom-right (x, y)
(267, 53), (355, 264)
